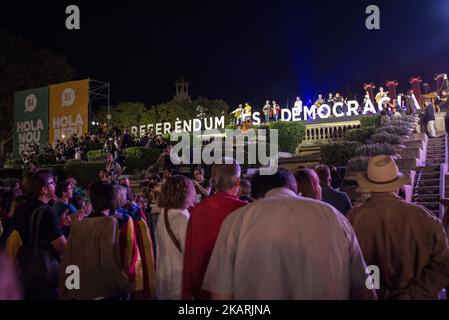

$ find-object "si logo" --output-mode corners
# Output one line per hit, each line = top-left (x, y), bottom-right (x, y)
(62, 88), (76, 108)
(24, 94), (37, 113)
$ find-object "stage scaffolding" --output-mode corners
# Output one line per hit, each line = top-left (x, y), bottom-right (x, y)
(88, 78), (110, 130)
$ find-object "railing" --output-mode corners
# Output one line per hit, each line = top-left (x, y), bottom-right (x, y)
(439, 132), (448, 221)
(301, 120), (361, 145)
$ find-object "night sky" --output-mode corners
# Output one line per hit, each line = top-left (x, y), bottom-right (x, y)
(2, 0), (449, 109)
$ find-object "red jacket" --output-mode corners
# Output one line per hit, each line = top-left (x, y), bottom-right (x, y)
(182, 192), (247, 300)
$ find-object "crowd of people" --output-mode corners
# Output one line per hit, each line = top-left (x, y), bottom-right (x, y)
(1, 152), (449, 300)
(19, 126), (169, 166)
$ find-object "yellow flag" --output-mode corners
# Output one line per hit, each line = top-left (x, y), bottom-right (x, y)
(49, 79), (89, 145)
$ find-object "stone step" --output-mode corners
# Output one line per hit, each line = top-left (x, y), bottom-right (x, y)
(421, 172), (440, 179)
(418, 177), (440, 184)
(414, 194), (440, 201)
(421, 165), (441, 172)
(414, 185), (440, 193)
(414, 202), (440, 210)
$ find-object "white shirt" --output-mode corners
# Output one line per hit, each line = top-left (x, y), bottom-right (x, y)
(202, 188), (369, 299)
(294, 99), (303, 112)
(156, 208), (190, 299)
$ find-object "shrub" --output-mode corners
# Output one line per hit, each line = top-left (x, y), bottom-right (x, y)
(268, 121), (306, 153)
(4, 158), (23, 169)
(87, 149), (106, 162)
(378, 125), (411, 136)
(63, 160), (105, 188)
(355, 143), (397, 158)
(387, 119), (415, 129)
(345, 126), (376, 144)
(321, 142), (361, 167)
(360, 115), (380, 128)
(124, 147), (162, 174)
(369, 132), (402, 145)
(400, 115), (418, 123)
(85, 141), (104, 152)
(347, 156), (369, 172)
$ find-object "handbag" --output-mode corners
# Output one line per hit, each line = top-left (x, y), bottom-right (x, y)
(16, 206), (60, 298)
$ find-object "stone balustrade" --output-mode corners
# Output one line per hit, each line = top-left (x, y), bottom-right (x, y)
(301, 120), (361, 146)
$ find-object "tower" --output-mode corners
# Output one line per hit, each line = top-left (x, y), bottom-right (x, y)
(173, 79), (191, 102)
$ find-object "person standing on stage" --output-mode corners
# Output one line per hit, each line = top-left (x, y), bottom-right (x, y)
(262, 100), (271, 123)
(293, 96), (303, 118)
(272, 100), (281, 122)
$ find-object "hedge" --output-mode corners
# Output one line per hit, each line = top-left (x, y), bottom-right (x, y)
(268, 121), (306, 154)
(63, 160), (105, 188)
(87, 149), (106, 162)
(4, 158), (23, 169)
(124, 147), (162, 174)
(345, 126), (376, 144)
(360, 115), (380, 128)
(355, 143), (397, 158)
(320, 142), (361, 167)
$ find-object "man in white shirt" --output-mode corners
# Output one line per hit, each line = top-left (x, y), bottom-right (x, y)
(293, 96), (303, 119)
(202, 168), (377, 300)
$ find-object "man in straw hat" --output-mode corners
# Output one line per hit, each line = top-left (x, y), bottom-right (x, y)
(348, 155), (449, 299)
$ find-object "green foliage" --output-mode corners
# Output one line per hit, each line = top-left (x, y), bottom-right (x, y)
(32, 153), (57, 165)
(360, 115), (381, 128)
(124, 147), (162, 174)
(355, 143), (397, 158)
(87, 149), (106, 162)
(63, 160), (105, 188)
(347, 156), (369, 172)
(0, 30), (74, 138)
(268, 121), (306, 153)
(378, 125), (411, 136)
(94, 102), (156, 132)
(92, 98), (230, 134)
(4, 158), (23, 169)
(85, 141), (104, 152)
(400, 115), (418, 123)
(345, 126), (376, 143)
(320, 142), (361, 167)
(369, 132), (402, 145)
(387, 119), (415, 129)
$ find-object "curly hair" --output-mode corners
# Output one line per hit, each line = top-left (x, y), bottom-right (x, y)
(158, 175), (195, 210)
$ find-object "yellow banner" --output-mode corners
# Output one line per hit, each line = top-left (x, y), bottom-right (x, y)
(49, 79), (89, 145)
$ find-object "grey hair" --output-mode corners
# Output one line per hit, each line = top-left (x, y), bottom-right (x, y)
(211, 157), (241, 192)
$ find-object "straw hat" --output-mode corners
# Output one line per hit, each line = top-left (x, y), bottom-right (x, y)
(356, 155), (410, 193)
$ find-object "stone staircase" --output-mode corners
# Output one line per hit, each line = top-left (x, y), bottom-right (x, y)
(412, 135), (446, 217)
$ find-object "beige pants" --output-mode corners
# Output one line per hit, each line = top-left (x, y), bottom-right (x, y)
(427, 120), (436, 137)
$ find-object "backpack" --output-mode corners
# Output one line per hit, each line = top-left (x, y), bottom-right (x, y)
(16, 206), (60, 299)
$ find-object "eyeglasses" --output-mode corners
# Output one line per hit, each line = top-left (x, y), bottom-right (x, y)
(47, 181), (56, 186)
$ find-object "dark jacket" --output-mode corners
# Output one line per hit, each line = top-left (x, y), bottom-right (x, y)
(424, 104), (435, 122)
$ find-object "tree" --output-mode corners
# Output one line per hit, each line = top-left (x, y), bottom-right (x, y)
(94, 102), (156, 130)
(0, 30), (74, 157)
